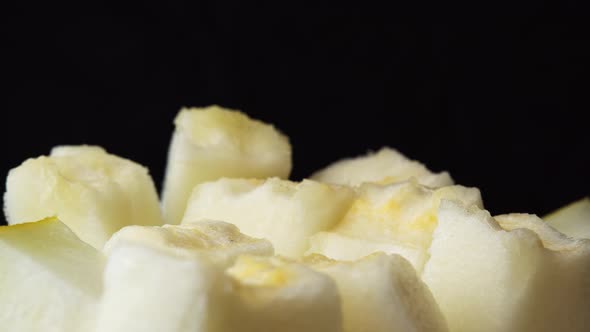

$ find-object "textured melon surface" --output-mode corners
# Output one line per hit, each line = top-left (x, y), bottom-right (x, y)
(161, 106), (292, 224)
(2, 105), (588, 332)
(544, 197), (590, 239)
(311, 147), (453, 188)
(4, 145), (163, 248)
(182, 178), (355, 257)
(308, 180), (482, 272)
(225, 255), (343, 332)
(96, 221), (273, 332)
(0, 218), (104, 332)
(306, 253), (448, 332)
(422, 201), (590, 332)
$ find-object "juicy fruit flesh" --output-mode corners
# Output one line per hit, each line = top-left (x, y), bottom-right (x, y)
(96, 221), (274, 332)
(333, 182), (482, 246)
(4, 145), (163, 248)
(96, 244), (229, 332)
(0, 218), (104, 332)
(422, 201), (590, 332)
(227, 255), (294, 287)
(104, 221), (274, 265)
(306, 253), (448, 332)
(181, 177), (355, 257)
(0, 217), (104, 292)
(175, 106), (290, 155)
(543, 197), (590, 239)
(307, 231), (428, 271)
(2, 105), (588, 332)
(225, 255), (344, 332)
(161, 106), (292, 225)
(308, 180), (482, 272)
(311, 147), (454, 188)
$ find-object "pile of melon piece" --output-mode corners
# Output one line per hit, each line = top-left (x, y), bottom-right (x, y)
(1, 105), (589, 332)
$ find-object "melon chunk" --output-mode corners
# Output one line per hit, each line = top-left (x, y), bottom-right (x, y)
(95, 221), (273, 332)
(4, 145), (163, 248)
(182, 178), (355, 257)
(307, 181), (482, 272)
(422, 201), (590, 332)
(307, 231), (427, 270)
(162, 106), (292, 224)
(225, 255), (343, 332)
(0, 218), (104, 332)
(311, 147), (453, 188)
(305, 253), (448, 332)
(544, 197), (590, 239)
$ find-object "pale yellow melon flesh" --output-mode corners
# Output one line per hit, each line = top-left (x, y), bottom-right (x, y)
(311, 147), (453, 188)
(95, 221), (273, 332)
(225, 255), (343, 332)
(161, 106), (292, 224)
(0, 218), (104, 332)
(544, 197), (590, 239)
(307, 180), (482, 272)
(422, 201), (590, 332)
(4, 145), (163, 249)
(181, 178), (355, 258)
(305, 253), (448, 332)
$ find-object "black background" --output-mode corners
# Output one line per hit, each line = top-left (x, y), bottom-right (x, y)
(3, 8), (589, 225)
